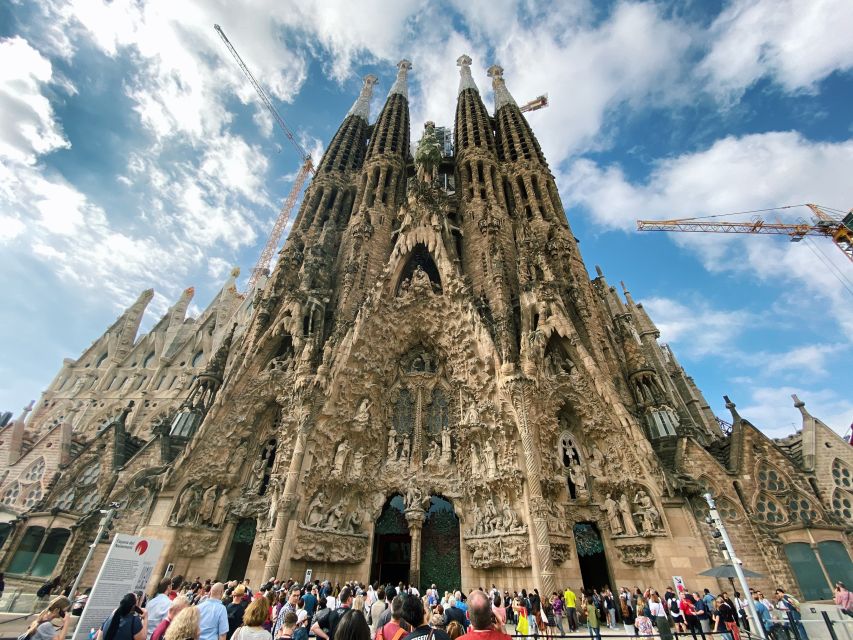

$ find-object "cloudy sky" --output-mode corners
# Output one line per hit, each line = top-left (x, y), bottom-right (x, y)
(1, 0), (852, 437)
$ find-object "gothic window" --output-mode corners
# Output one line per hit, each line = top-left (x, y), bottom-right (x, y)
(23, 486), (42, 509)
(832, 489), (853, 521)
(832, 459), (852, 489)
(77, 491), (100, 512)
(693, 496), (740, 522)
(258, 439), (277, 497)
(757, 466), (788, 493)
(393, 389), (415, 436)
(56, 488), (75, 511)
(78, 464), (100, 487)
(191, 350), (204, 367)
(22, 458), (45, 483)
(426, 389), (449, 435)
(96, 352), (108, 368)
(143, 352), (155, 368)
(2, 483), (20, 505)
(559, 433), (581, 468)
(754, 492), (787, 524)
(396, 245), (442, 295)
(788, 495), (820, 523)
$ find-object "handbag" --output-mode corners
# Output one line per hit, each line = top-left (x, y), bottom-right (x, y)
(517, 613), (529, 635)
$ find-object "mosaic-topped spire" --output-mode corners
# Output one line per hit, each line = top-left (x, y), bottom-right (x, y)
(457, 54), (478, 94)
(347, 74), (379, 121)
(487, 64), (517, 111)
(388, 59), (412, 99)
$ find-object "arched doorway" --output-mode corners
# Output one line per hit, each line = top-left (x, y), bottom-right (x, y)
(420, 496), (461, 592)
(371, 495), (410, 585)
(573, 522), (612, 590)
(224, 518), (256, 580)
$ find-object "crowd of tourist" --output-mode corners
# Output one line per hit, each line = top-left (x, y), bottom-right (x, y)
(24, 574), (853, 640)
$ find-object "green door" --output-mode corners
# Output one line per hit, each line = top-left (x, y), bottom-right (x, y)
(817, 541), (853, 588)
(420, 496), (461, 593)
(785, 542), (832, 600)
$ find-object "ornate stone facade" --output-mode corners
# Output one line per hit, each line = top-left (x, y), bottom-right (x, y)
(1, 57), (851, 601)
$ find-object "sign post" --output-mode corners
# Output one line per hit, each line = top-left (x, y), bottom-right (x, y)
(71, 534), (164, 640)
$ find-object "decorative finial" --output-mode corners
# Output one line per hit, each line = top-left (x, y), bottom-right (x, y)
(488, 64), (517, 111)
(389, 59), (412, 99)
(792, 393), (811, 419)
(457, 54), (478, 94)
(348, 74), (379, 120)
(595, 265), (604, 277)
(723, 395), (741, 423)
(230, 266), (240, 278)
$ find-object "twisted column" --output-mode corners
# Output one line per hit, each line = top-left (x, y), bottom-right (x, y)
(405, 508), (426, 590)
(505, 377), (555, 595)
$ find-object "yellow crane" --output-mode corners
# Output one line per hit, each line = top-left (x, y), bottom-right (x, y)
(214, 24), (315, 294)
(637, 204), (853, 263)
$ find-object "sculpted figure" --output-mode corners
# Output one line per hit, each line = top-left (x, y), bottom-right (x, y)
(351, 449), (365, 477)
(425, 439), (441, 464)
(464, 403), (479, 424)
(483, 441), (497, 478)
(323, 499), (344, 529)
(341, 509), (362, 534)
(387, 427), (398, 459)
(502, 500), (522, 532)
(483, 498), (498, 532)
(470, 504), (484, 535)
(198, 485), (218, 524)
(305, 491), (326, 527)
(587, 443), (605, 478)
(569, 463), (589, 496)
(470, 443), (482, 476)
(175, 486), (201, 525)
(619, 493), (639, 536)
(441, 427), (452, 461)
(400, 434), (411, 461)
(635, 490), (661, 534)
(354, 398), (371, 426)
(333, 440), (351, 475)
(600, 493), (623, 535)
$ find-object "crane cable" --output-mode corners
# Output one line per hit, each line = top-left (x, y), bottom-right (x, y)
(802, 237), (853, 296)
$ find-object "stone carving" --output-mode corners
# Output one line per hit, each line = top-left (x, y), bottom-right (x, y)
(354, 398), (371, 428)
(467, 534), (530, 568)
(551, 543), (573, 566)
(332, 440), (351, 476)
(301, 491), (366, 535)
(634, 490), (663, 535)
(616, 540), (656, 566)
(292, 529), (369, 564)
(404, 486), (430, 512)
(387, 427), (398, 458)
(441, 427), (452, 463)
(470, 443), (482, 476)
(483, 441), (497, 478)
(465, 497), (526, 536)
(463, 403), (480, 425)
(619, 492), (639, 536)
(569, 463), (589, 498)
(175, 529), (220, 557)
(424, 439), (441, 465)
(172, 484), (225, 528)
(600, 493), (623, 535)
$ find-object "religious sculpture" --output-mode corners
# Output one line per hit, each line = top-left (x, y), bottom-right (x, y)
(470, 443), (482, 476)
(415, 121), (442, 184)
(400, 434), (411, 461)
(198, 485), (218, 525)
(483, 441), (497, 478)
(441, 427), (452, 463)
(173, 485), (201, 526)
(634, 490), (662, 534)
(619, 492), (639, 536)
(333, 440), (351, 476)
(387, 427), (398, 459)
(601, 493), (623, 535)
(425, 439), (441, 464)
(354, 398), (371, 428)
(569, 463), (589, 498)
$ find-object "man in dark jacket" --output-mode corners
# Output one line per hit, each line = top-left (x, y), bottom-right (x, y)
(401, 594), (450, 640)
(443, 596), (468, 629)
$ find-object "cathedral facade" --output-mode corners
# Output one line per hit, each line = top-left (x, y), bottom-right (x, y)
(1, 57), (851, 602)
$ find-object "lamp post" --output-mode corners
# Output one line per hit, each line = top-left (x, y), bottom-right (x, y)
(70, 502), (120, 634)
(704, 492), (767, 640)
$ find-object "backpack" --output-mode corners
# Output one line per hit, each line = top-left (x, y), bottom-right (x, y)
(669, 598), (680, 615)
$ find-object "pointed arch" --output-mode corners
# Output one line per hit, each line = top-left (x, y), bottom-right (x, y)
(395, 244), (442, 295)
(756, 462), (790, 494)
(753, 491), (787, 524)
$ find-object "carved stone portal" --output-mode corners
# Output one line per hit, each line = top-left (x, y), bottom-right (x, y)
(291, 527), (369, 564)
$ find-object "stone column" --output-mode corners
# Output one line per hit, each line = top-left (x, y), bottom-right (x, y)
(505, 377), (556, 595)
(405, 508), (425, 591)
(264, 396), (313, 579)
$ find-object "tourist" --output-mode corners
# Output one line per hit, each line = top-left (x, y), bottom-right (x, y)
(22, 596), (72, 640)
(528, 589), (541, 636)
(719, 593), (740, 640)
(198, 583), (229, 640)
(329, 586), (354, 640)
(152, 598), (190, 640)
(374, 589), (398, 630)
(836, 583), (853, 617)
(311, 597), (333, 640)
(460, 591), (510, 640)
(370, 588), (388, 632)
(734, 592), (750, 632)
(276, 612), (298, 640)
(583, 592), (601, 640)
(445, 622), (463, 640)
(334, 610), (370, 640)
(96, 593), (147, 640)
(304, 587), (319, 624)
(666, 590), (684, 633)
(375, 595), (409, 640)
(549, 592), (563, 635)
(713, 596), (734, 640)
(619, 592), (634, 633)
(649, 593), (671, 640)
(164, 607), (201, 640)
(563, 586), (577, 632)
(679, 593), (705, 640)
(492, 593), (506, 631)
(294, 611), (310, 640)
(399, 593), (450, 640)
(227, 586), (250, 639)
(512, 597), (529, 637)
(443, 597), (466, 630)
(634, 606), (653, 638)
(775, 588), (808, 640)
(147, 580), (174, 640)
(752, 597), (773, 637)
(71, 588), (91, 617)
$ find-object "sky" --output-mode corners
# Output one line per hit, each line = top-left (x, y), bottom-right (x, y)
(1, 0), (852, 438)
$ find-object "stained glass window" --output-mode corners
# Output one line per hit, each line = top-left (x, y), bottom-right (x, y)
(77, 491), (100, 512)
(23, 486), (42, 508)
(573, 523), (604, 557)
(426, 389), (449, 435)
(393, 389), (415, 435)
(788, 495), (820, 523)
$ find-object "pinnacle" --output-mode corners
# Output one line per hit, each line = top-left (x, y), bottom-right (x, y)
(457, 54), (478, 94)
(388, 59), (412, 99)
(487, 64), (517, 111)
(347, 74), (379, 121)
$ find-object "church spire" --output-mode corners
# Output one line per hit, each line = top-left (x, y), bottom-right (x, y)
(347, 74), (379, 121)
(487, 64), (517, 110)
(388, 59), (412, 99)
(457, 54), (478, 94)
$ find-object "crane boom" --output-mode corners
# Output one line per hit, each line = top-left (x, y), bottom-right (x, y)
(637, 204), (853, 263)
(214, 24), (316, 294)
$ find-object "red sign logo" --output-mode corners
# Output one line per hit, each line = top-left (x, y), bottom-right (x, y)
(135, 540), (149, 556)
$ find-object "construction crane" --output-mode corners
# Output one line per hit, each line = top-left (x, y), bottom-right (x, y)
(214, 24), (315, 294)
(520, 94), (548, 113)
(637, 204), (853, 263)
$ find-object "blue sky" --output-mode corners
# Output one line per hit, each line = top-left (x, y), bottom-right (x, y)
(1, 0), (852, 437)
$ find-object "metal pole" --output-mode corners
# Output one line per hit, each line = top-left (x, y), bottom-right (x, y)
(704, 493), (767, 640)
(69, 504), (119, 635)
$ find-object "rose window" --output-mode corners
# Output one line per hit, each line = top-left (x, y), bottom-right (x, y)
(754, 494), (786, 524)
(2, 484), (20, 506)
(78, 464), (100, 486)
(832, 489), (852, 521)
(23, 458), (45, 482)
(23, 486), (43, 508)
(832, 460), (852, 488)
(56, 488), (76, 510)
(757, 468), (787, 493)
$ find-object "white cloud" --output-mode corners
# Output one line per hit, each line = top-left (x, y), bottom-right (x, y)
(701, 0), (853, 99)
(0, 37), (70, 164)
(736, 386), (853, 437)
(562, 131), (853, 339)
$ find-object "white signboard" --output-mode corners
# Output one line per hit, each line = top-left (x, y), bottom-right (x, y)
(304, 569), (312, 586)
(673, 576), (687, 595)
(72, 534), (165, 640)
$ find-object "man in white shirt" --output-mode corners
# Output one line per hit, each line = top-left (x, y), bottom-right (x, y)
(146, 579), (173, 640)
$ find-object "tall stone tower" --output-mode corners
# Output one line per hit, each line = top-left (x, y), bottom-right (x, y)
(30, 56), (833, 598)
